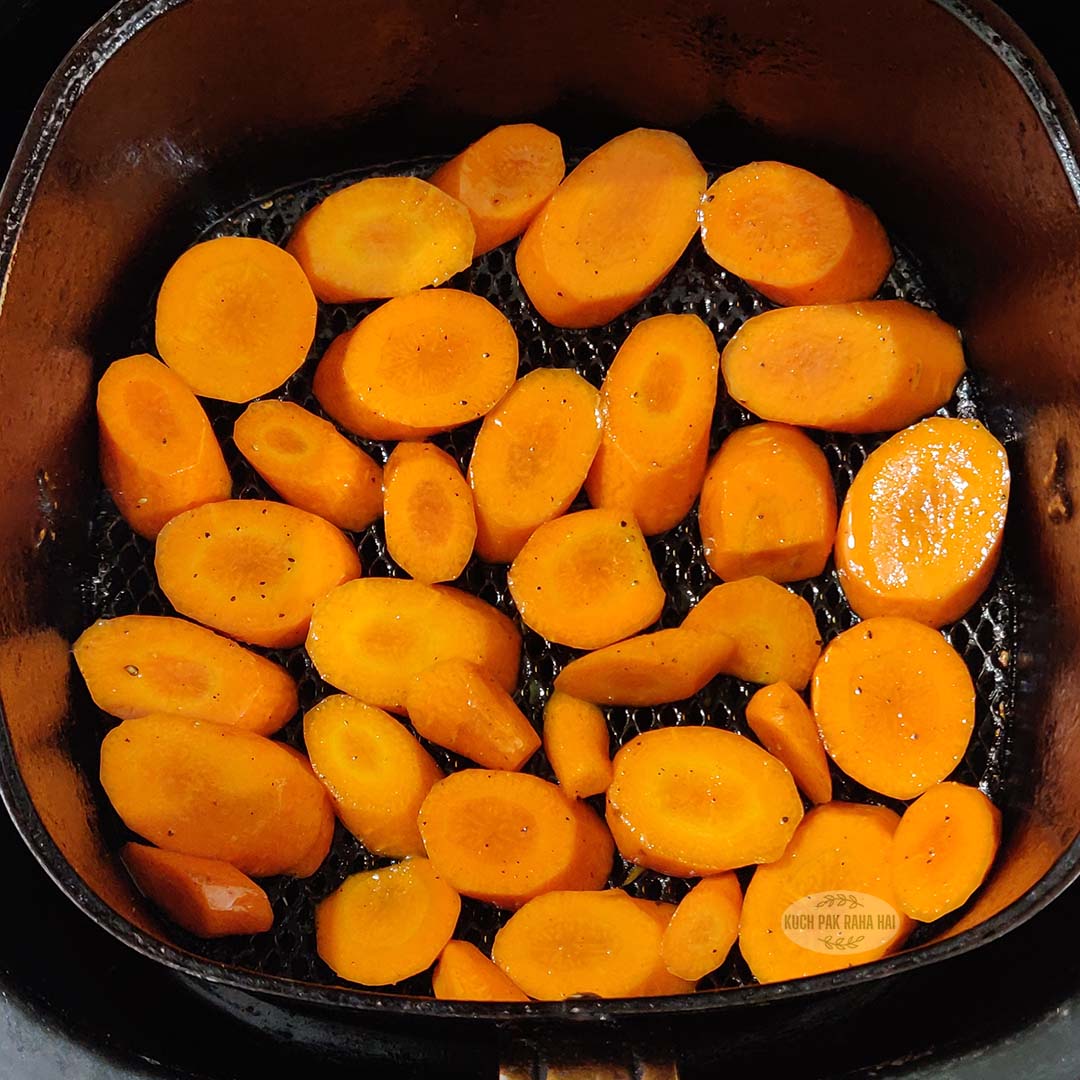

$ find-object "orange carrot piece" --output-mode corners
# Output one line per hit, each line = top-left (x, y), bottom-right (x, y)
(433, 940), (530, 1001)
(628, 898), (699, 996)
(661, 873), (743, 981)
(542, 692), (613, 799)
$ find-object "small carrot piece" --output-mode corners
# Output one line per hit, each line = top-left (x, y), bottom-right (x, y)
(507, 509), (665, 650)
(431, 124), (565, 256)
(661, 873), (743, 981)
(628, 898), (698, 996)
(721, 301), (965, 433)
(233, 400), (382, 533)
(812, 617), (976, 800)
(287, 176), (475, 303)
(700, 162), (893, 306)
(97, 354), (232, 539)
(433, 940), (530, 1002)
(542, 692), (613, 799)
(155, 237), (317, 402)
(383, 442), (476, 583)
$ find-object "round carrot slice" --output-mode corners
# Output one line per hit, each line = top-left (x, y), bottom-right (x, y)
(542, 692), (613, 799)
(433, 940), (529, 1001)
(661, 873), (743, 981)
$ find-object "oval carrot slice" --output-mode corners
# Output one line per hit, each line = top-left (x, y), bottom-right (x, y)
(433, 940), (529, 1002)
(73, 615), (297, 735)
(155, 237), (317, 402)
(661, 873), (743, 981)
(542, 692), (613, 799)
(721, 301), (965, 433)
(233, 400), (382, 533)
(699, 423), (837, 583)
(836, 417), (1010, 627)
(508, 509), (665, 649)
(812, 617), (975, 800)
(155, 500), (361, 648)
(469, 368), (602, 563)
(97, 354), (232, 539)
(517, 129), (706, 327)
(287, 176), (475, 303)
(700, 162), (893, 306)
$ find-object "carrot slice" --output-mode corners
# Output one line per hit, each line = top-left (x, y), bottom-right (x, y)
(233, 400), (382, 533)
(745, 682), (833, 805)
(73, 615), (297, 735)
(585, 314), (718, 535)
(306, 578), (520, 713)
(431, 124), (565, 256)
(699, 423), (837, 583)
(287, 176), (475, 303)
(315, 858), (461, 986)
(97, 354), (232, 539)
(121, 843), (273, 938)
(721, 301), (965, 433)
(661, 873), (743, 981)
(891, 781), (1001, 921)
(155, 500), (361, 648)
(383, 442), (476, 583)
(682, 577), (822, 690)
(811, 617), (975, 800)
(700, 162), (893, 306)
(507, 509), (665, 649)
(469, 368), (602, 563)
(517, 129), (706, 327)
(542, 692), (613, 799)
(606, 726), (803, 876)
(155, 237), (317, 402)
(628, 898), (698, 996)
(433, 940), (530, 1001)
(836, 417), (1010, 627)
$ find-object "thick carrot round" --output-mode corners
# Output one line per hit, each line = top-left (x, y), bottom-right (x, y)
(700, 162), (893, 306)
(661, 873), (742, 981)
(585, 314), (719, 535)
(433, 940), (529, 1002)
(155, 500), (361, 648)
(155, 237), (316, 402)
(517, 129), (706, 327)
(721, 301), (965, 433)
(233, 400), (382, 533)
(97, 354), (231, 538)
(699, 423), (837, 583)
(836, 418), (1010, 627)
(542, 691), (612, 799)
(812, 617), (975, 800)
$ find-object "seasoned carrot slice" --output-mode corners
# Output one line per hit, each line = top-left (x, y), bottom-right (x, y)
(721, 301), (964, 433)
(469, 368), (602, 562)
(155, 500), (361, 649)
(287, 176), (475, 303)
(746, 682), (833, 805)
(606, 726), (803, 876)
(542, 692), (613, 799)
(628, 898), (698, 996)
(700, 162), (893, 306)
(699, 423), (837, 583)
(812, 617), (975, 800)
(233, 400), (382, 533)
(517, 129), (706, 327)
(97, 354), (231, 539)
(383, 442), (476, 583)
(508, 509), (665, 649)
(315, 858), (461, 986)
(661, 873), (742, 981)
(155, 237), (317, 402)
(121, 843), (273, 938)
(682, 577), (822, 690)
(73, 615), (297, 735)
(836, 418), (1010, 627)
(431, 124), (565, 256)
(433, 940), (529, 1001)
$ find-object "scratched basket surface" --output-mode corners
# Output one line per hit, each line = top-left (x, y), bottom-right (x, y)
(76, 155), (1023, 995)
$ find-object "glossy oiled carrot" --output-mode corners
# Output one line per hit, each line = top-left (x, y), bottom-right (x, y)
(542, 692), (612, 799)
(433, 940), (529, 1001)
(629, 898), (698, 996)
(661, 873), (742, 981)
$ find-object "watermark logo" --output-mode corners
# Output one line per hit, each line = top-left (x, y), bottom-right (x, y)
(781, 891), (900, 955)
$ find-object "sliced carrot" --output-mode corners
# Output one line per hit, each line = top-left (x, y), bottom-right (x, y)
(585, 314), (719, 535)
(432, 940), (530, 1002)
(469, 368), (602, 563)
(700, 162), (893, 306)
(155, 237), (317, 402)
(812, 617), (975, 800)
(836, 417), (1010, 627)
(626, 898), (698, 996)
(287, 176), (475, 303)
(97, 354), (231, 539)
(315, 858), (461, 986)
(431, 124), (565, 256)
(155, 500), (361, 649)
(606, 726), (803, 876)
(542, 691), (612, 799)
(721, 301), (965, 433)
(507, 509), (665, 649)
(517, 129), (706, 327)
(682, 577), (822, 690)
(699, 423), (837, 583)
(661, 873), (743, 981)
(73, 615), (297, 735)
(383, 442), (476, 583)
(233, 400), (382, 533)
